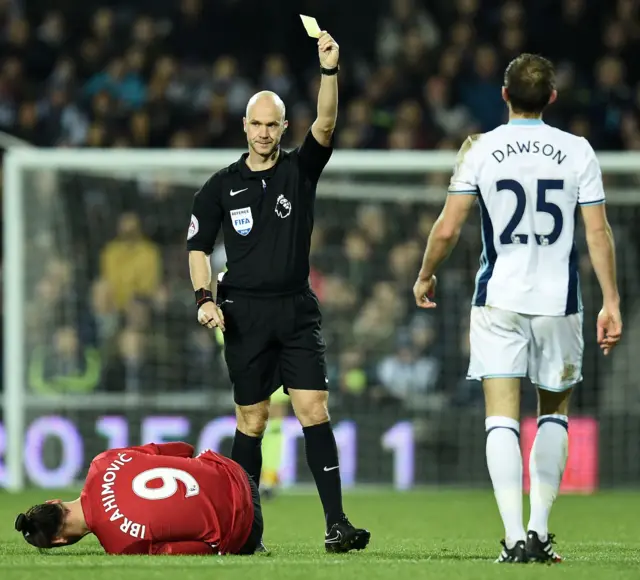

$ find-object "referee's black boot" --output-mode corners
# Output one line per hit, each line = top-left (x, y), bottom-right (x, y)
(325, 515), (371, 553)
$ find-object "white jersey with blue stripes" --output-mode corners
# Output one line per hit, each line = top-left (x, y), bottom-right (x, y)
(449, 119), (605, 316)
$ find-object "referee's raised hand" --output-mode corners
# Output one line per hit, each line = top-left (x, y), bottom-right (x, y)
(198, 301), (225, 332)
(317, 31), (339, 69)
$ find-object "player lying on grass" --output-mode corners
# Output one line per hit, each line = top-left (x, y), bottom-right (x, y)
(15, 442), (264, 555)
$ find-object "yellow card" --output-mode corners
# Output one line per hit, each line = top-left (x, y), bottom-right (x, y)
(300, 14), (322, 38)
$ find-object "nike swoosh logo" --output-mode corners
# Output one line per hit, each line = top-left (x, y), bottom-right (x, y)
(230, 188), (248, 196)
(323, 466), (339, 472)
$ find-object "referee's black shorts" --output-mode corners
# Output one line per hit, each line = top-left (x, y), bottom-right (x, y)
(218, 287), (328, 406)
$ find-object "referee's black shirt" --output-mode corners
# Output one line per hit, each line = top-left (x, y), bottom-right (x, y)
(187, 130), (332, 296)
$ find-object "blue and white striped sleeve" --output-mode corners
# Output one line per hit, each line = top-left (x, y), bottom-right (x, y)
(577, 138), (605, 206)
(448, 135), (480, 195)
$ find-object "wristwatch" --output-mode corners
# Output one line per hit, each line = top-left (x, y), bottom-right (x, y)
(320, 65), (340, 76)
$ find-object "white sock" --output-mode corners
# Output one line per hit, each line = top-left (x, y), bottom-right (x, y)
(485, 416), (525, 548)
(527, 414), (569, 541)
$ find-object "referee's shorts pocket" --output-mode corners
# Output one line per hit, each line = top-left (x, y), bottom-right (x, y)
(220, 296), (253, 337)
(283, 290), (326, 364)
(298, 289), (322, 326)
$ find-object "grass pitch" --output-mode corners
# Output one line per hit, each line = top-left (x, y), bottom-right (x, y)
(1, 489), (639, 580)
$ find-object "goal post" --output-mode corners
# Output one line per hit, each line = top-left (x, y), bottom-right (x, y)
(3, 147), (640, 492)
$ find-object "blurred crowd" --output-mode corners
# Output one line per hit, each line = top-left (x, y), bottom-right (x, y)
(1, 0), (640, 415)
(2, 0), (640, 150)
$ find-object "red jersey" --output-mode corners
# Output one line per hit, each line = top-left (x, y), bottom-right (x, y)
(80, 442), (254, 555)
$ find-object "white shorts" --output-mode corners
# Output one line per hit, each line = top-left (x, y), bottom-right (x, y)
(467, 306), (584, 392)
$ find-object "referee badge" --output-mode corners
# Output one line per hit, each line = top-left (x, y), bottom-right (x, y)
(187, 215), (199, 240)
(230, 207), (254, 236)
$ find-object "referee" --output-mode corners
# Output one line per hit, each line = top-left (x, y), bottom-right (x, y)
(186, 31), (369, 553)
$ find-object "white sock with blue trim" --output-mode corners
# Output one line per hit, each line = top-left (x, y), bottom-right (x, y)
(527, 414), (569, 541)
(486, 416), (526, 548)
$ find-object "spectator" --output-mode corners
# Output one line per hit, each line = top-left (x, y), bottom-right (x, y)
(336, 349), (369, 399)
(102, 327), (151, 393)
(37, 11), (66, 54)
(260, 54), (295, 103)
(84, 57), (146, 110)
(195, 56), (253, 117)
(377, 0), (440, 64)
(42, 87), (89, 146)
(87, 279), (119, 348)
(423, 76), (476, 141)
(590, 56), (631, 149)
(376, 329), (441, 410)
(460, 45), (505, 132)
(28, 326), (101, 395)
(99, 212), (161, 311)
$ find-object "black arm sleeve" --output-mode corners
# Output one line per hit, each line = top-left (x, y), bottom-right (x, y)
(186, 175), (223, 255)
(296, 129), (334, 184)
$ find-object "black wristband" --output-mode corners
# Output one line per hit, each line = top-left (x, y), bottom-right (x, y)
(320, 65), (340, 76)
(195, 288), (214, 310)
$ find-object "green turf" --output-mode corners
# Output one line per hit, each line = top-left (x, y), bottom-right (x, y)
(1, 489), (639, 579)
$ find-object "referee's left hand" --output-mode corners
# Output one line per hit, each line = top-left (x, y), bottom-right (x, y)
(318, 31), (339, 68)
(414, 275), (437, 309)
(198, 302), (225, 332)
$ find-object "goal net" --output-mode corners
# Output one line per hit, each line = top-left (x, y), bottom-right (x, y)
(3, 148), (640, 491)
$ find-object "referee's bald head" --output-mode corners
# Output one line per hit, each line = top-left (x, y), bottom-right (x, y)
(245, 91), (286, 122)
(243, 91), (288, 159)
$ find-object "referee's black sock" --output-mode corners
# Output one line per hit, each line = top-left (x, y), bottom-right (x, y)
(231, 429), (263, 487)
(303, 421), (344, 529)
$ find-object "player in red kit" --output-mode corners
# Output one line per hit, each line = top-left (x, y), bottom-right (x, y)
(14, 442), (264, 555)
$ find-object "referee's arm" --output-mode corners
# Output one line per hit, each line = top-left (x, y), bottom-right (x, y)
(299, 31), (339, 181)
(187, 176), (225, 330)
(189, 251), (212, 294)
(310, 63), (338, 147)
